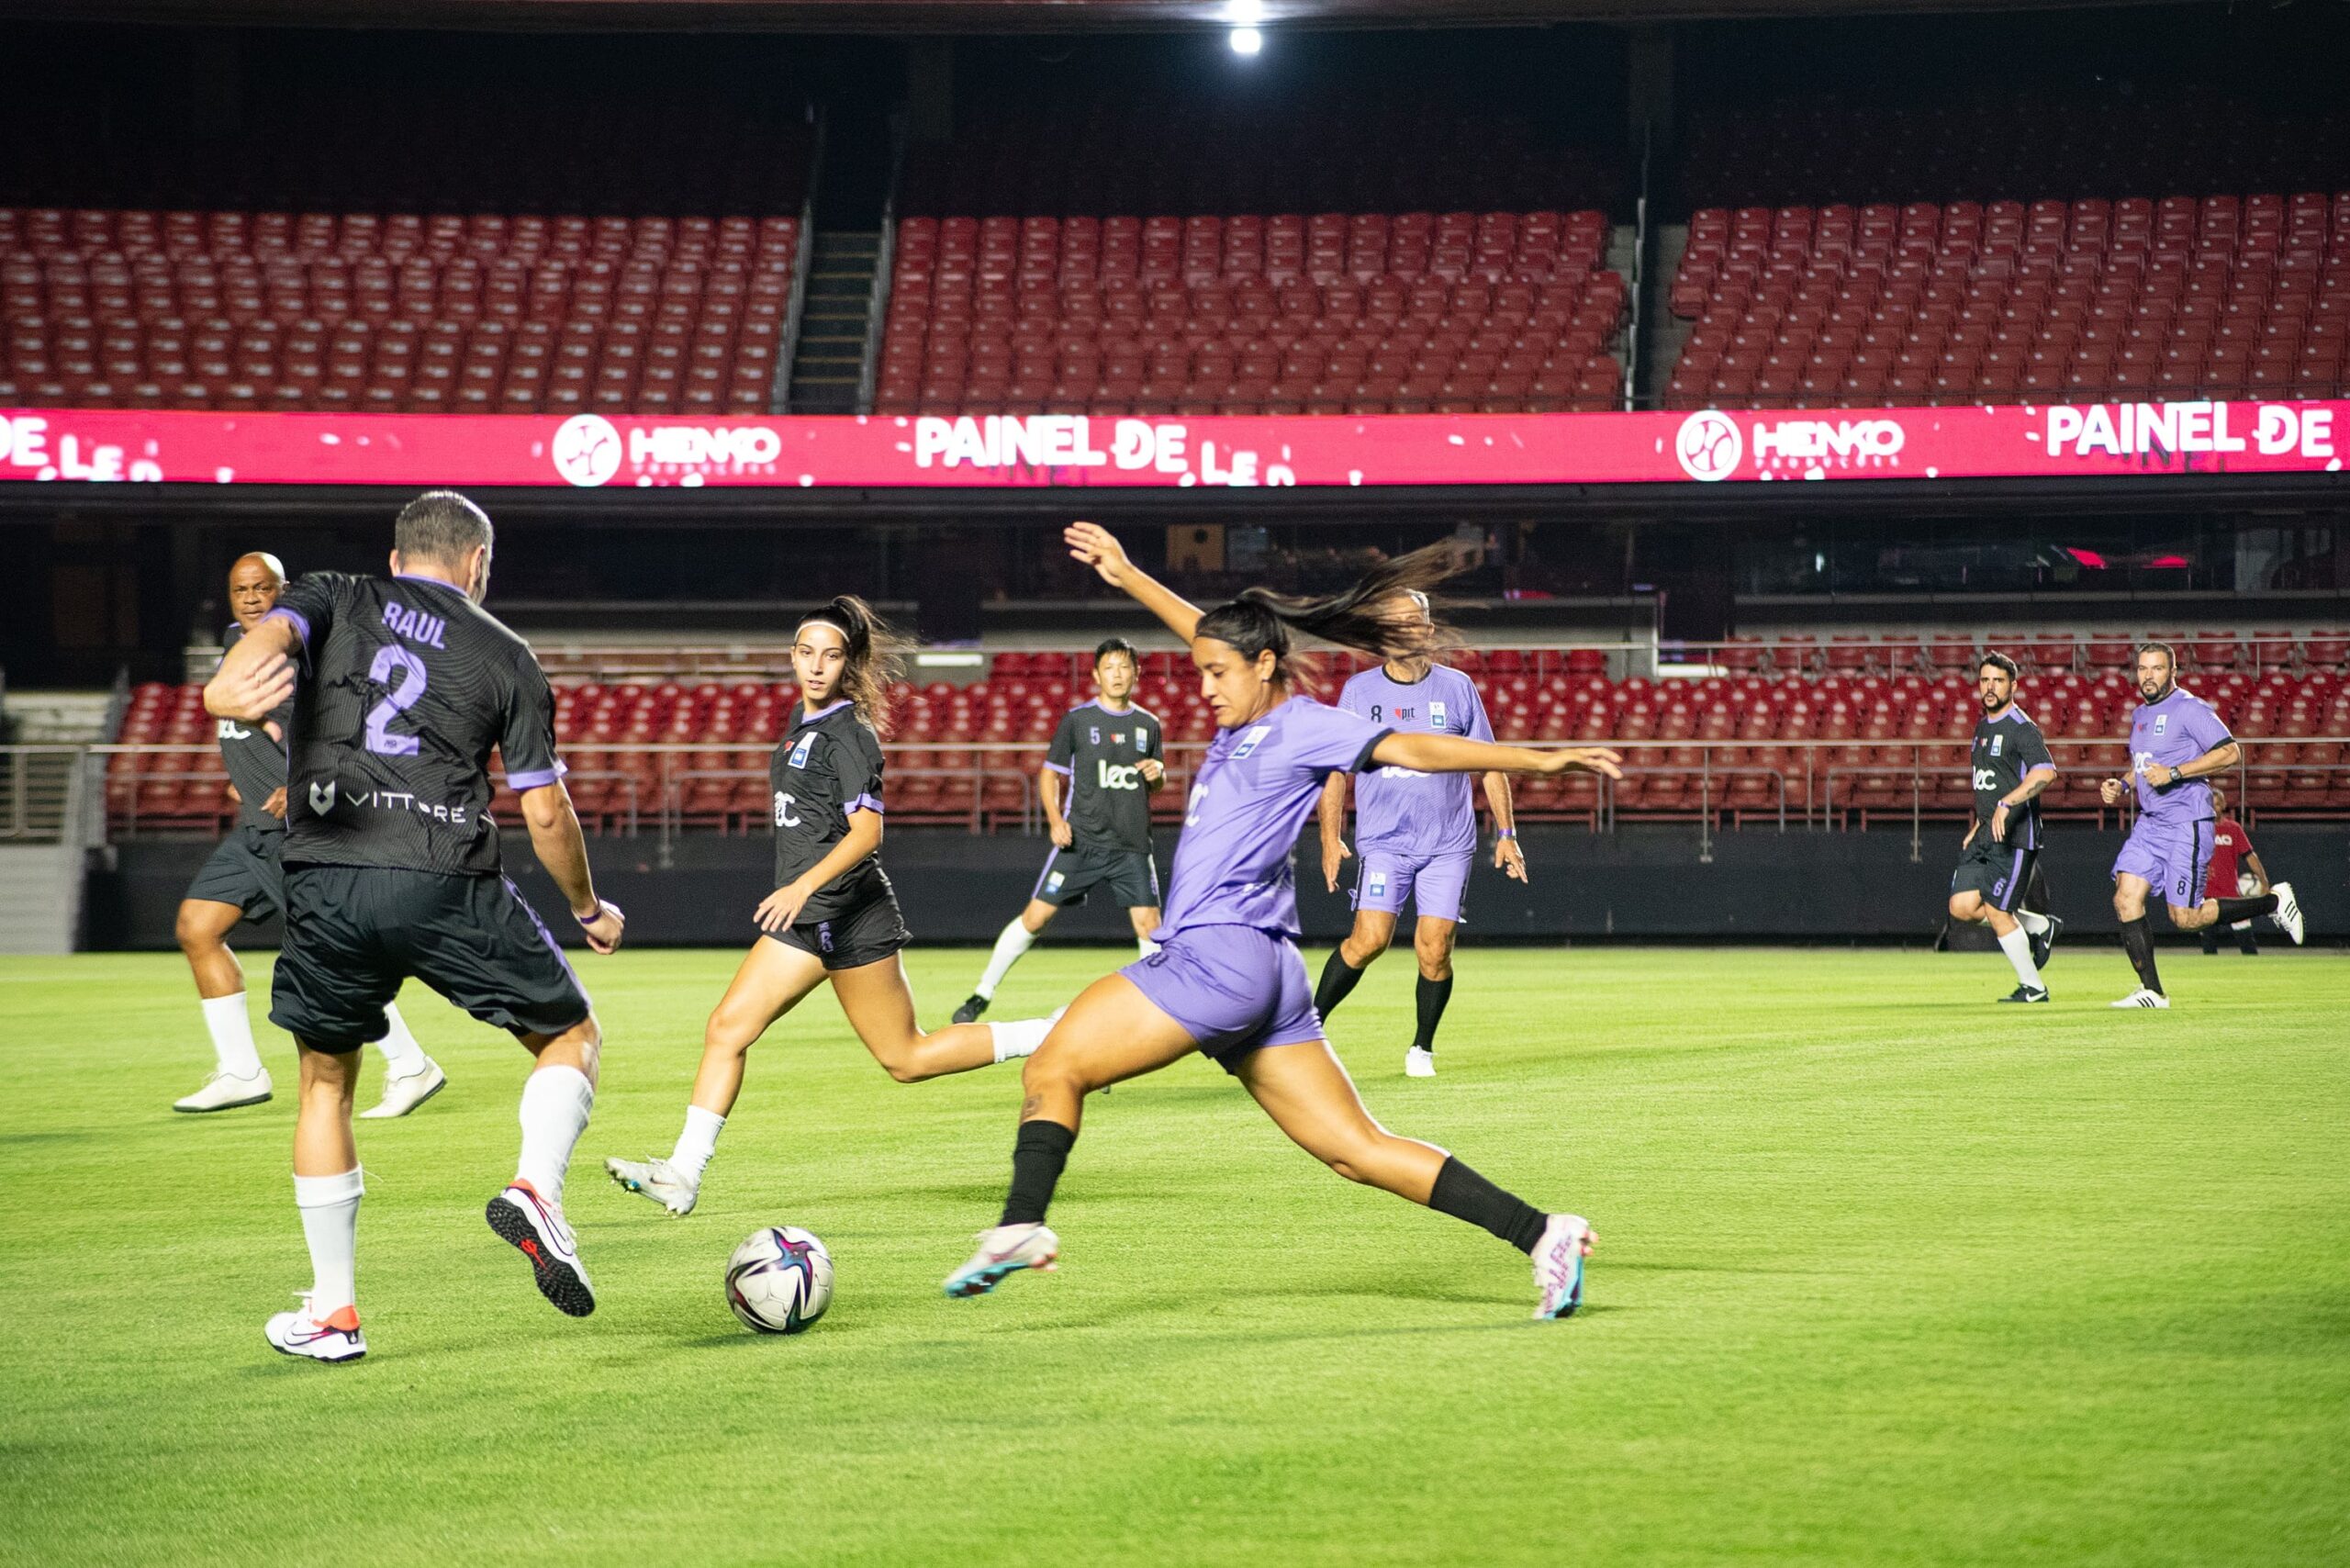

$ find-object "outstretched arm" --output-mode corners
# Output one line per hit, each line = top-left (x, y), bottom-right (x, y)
(1372, 732), (1623, 779)
(1065, 521), (1202, 644)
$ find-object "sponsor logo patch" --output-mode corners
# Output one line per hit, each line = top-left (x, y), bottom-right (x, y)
(1232, 724), (1272, 759)
(789, 733), (816, 768)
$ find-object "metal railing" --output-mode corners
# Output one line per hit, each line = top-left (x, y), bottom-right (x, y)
(72, 737), (2350, 857)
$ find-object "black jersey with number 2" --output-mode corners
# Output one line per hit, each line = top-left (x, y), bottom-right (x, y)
(769, 698), (889, 920)
(266, 572), (565, 876)
(216, 622), (295, 834)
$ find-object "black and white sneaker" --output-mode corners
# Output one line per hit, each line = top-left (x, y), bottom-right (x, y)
(951, 993), (990, 1025)
(2271, 881), (2305, 946)
(487, 1181), (595, 1316)
(1998, 984), (2051, 1003)
(2028, 913), (2063, 971)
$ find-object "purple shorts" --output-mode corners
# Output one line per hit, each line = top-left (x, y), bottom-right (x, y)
(2113, 818), (2215, 911)
(1351, 848), (1472, 924)
(1121, 924), (1325, 1073)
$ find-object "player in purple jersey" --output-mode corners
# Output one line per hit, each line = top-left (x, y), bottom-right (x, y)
(605, 597), (1062, 1218)
(2098, 642), (2293, 1008)
(1314, 603), (1522, 1076)
(945, 522), (1622, 1321)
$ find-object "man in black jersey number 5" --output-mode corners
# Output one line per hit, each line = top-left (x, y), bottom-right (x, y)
(207, 491), (625, 1364)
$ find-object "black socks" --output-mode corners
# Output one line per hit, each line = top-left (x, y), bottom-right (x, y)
(1413, 975), (1454, 1051)
(1428, 1156), (1550, 1254)
(2120, 914), (2165, 997)
(1315, 949), (1367, 1019)
(2213, 894), (2277, 926)
(1000, 1120), (1077, 1226)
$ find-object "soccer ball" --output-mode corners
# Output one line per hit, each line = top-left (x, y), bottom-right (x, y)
(725, 1226), (834, 1334)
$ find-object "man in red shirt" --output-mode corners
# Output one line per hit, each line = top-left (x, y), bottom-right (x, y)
(2200, 789), (2288, 955)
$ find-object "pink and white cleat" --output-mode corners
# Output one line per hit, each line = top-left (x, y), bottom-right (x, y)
(264, 1294), (367, 1362)
(1531, 1215), (1595, 1320)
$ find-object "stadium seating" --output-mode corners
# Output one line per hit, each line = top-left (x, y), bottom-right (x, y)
(108, 634), (2350, 836)
(1664, 190), (2350, 409)
(875, 210), (1627, 416)
(0, 207), (800, 413)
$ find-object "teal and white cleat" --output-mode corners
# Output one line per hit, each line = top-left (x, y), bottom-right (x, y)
(944, 1223), (1059, 1298)
(1531, 1214), (1595, 1320)
(605, 1155), (698, 1215)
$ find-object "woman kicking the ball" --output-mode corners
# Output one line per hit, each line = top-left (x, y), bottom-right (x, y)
(608, 596), (1058, 1215)
(944, 526), (1619, 1319)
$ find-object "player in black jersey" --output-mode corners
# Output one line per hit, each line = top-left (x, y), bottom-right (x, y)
(206, 492), (625, 1362)
(606, 596), (1061, 1217)
(1945, 652), (2064, 1002)
(173, 552), (448, 1118)
(952, 637), (1167, 1025)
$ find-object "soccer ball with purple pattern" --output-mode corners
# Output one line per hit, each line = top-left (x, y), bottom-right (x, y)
(725, 1226), (834, 1334)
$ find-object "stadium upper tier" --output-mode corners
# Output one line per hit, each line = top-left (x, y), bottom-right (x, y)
(1665, 191), (2350, 409)
(0, 208), (799, 414)
(110, 642), (2350, 834)
(875, 210), (1627, 416)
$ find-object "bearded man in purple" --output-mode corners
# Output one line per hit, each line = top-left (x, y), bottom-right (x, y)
(1315, 597), (1522, 1078)
(945, 523), (1622, 1322)
(2098, 642), (2284, 1008)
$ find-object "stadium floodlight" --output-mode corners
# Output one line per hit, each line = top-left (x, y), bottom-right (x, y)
(1229, 27), (1264, 55)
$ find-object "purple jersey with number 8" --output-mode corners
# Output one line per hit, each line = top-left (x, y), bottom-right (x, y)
(2128, 686), (2232, 824)
(1157, 696), (1394, 941)
(1337, 664), (1493, 857)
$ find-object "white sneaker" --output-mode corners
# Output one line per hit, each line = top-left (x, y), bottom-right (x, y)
(2271, 881), (2306, 946)
(1532, 1214), (1596, 1320)
(264, 1294), (366, 1362)
(1404, 1046), (1437, 1078)
(605, 1156), (698, 1215)
(944, 1222), (1060, 1298)
(486, 1181), (595, 1316)
(174, 1069), (273, 1113)
(2109, 988), (2172, 1009)
(358, 1058), (447, 1119)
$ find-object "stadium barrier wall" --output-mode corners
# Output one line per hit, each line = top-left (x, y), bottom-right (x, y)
(88, 823), (2347, 950)
(4, 399), (2343, 489)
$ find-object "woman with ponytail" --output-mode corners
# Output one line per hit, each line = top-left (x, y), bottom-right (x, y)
(945, 525), (1622, 1320)
(607, 596), (1060, 1217)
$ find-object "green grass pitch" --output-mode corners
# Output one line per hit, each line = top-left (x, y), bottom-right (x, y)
(3, 946), (2346, 1567)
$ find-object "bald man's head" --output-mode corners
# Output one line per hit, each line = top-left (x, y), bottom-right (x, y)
(228, 553), (285, 632)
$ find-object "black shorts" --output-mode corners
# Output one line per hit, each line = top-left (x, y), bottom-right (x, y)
(1951, 839), (2039, 914)
(762, 876), (912, 970)
(270, 864), (592, 1049)
(185, 823), (285, 921)
(1031, 846), (1161, 910)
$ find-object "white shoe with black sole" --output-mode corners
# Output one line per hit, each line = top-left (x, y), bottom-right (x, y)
(487, 1181), (595, 1316)
(2271, 881), (2306, 946)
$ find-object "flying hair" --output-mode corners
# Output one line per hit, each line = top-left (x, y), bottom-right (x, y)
(796, 595), (912, 736)
(1192, 543), (1459, 685)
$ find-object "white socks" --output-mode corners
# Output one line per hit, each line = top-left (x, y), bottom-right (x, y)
(201, 992), (264, 1079)
(671, 1104), (726, 1185)
(294, 1167), (364, 1319)
(2013, 908), (2052, 937)
(1137, 936), (1162, 959)
(374, 1002), (427, 1076)
(514, 1065), (594, 1209)
(975, 919), (1038, 1002)
(990, 1012), (1060, 1064)
(1998, 926), (2044, 991)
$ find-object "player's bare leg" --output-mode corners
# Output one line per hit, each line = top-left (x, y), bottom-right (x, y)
(266, 1042), (365, 1361)
(1406, 915), (1459, 1073)
(1315, 906), (1396, 1026)
(958, 897), (1061, 1023)
(2110, 872), (2170, 1007)
(1127, 902), (1164, 958)
(946, 972), (1198, 1297)
(174, 898), (274, 1111)
(1948, 889), (2046, 1002)
(488, 1014), (602, 1316)
(1237, 1038), (1593, 1319)
(609, 938), (825, 1215)
(834, 953), (1058, 1081)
